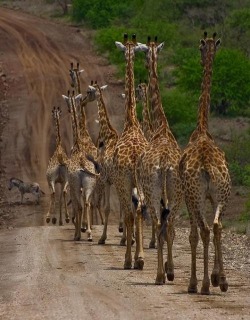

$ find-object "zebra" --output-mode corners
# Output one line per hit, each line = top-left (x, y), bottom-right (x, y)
(8, 177), (45, 204)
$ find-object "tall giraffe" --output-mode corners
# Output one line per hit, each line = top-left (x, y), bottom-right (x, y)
(135, 81), (153, 141)
(46, 106), (69, 226)
(69, 63), (102, 227)
(62, 91), (99, 241)
(179, 32), (231, 295)
(113, 34), (148, 269)
(135, 36), (183, 284)
(69, 62), (97, 158)
(82, 82), (126, 245)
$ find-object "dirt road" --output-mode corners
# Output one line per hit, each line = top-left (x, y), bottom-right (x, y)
(0, 7), (249, 320)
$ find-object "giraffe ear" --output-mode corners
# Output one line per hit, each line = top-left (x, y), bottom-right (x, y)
(75, 94), (82, 101)
(115, 41), (126, 51)
(121, 93), (125, 99)
(200, 39), (206, 46)
(157, 42), (164, 52)
(100, 85), (108, 91)
(79, 69), (84, 74)
(138, 44), (148, 52)
(134, 44), (141, 52)
(62, 95), (69, 101)
(215, 39), (221, 49)
(88, 85), (95, 90)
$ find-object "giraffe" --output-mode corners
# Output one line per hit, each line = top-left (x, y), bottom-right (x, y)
(113, 33), (148, 270)
(46, 106), (69, 225)
(69, 62), (97, 158)
(135, 81), (153, 142)
(62, 90), (99, 241)
(135, 36), (183, 284)
(69, 63), (102, 227)
(81, 82), (125, 245)
(179, 32), (231, 295)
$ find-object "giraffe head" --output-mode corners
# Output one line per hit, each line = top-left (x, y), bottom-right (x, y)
(69, 62), (84, 88)
(115, 33), (141, 62)
(52, 106), (62, 121)
(62, 90), (82, 114)
(139, 36), (164, 70)
(199, 32), (221, 67)
(82, 81), (108, 104)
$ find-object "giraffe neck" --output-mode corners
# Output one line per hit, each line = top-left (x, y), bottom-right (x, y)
(124, 49), (140, 130)
(55, 114), (61, 147)
(196, 54), (214, 132)
(141, 86), (153, 140)
(148, 56), (169, 132)
(71, 98), (80, 151)
(97, 94), (118, 144)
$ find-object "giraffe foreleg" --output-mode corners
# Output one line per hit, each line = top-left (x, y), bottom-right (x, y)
(98, 184), (111, 245)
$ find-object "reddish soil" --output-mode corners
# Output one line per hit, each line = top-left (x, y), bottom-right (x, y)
(0, 6), (249, 320)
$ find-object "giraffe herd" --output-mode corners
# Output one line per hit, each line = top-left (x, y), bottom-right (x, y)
(45, 32), (231, 295)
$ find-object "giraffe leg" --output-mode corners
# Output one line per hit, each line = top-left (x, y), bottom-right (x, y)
(46, 183), (55, 223)
(214, 221), (228, 292)
(124, 213), (134, 269)
(59, 188), (63, 226)
(81, 205), (87, 233)
(118, 202), (123, 233)
(188, 221), (199, 293)
(149, 219), (156, 249)
(155, 219), (166, 285)
(63, 182), (70, 223)
(85, 202), (92, 242)
(165, 217), (175, 281)
(134, 206), (144, 270)
(74, 202), (82, 241)
(211, 234), (220, 287)
(98, 184), (111, 244)
(199, 220), (211, 295)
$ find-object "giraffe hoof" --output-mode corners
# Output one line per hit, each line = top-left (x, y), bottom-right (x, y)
(118, 226), (123, 233)
(52, 217), (57, 224)
(81, 227), (87, 233)
(220, 279), (228, 292)
(134, 258), (144, 270)
(165, 261), (174, 281)
(211, 272), (220, 287)
(149, 241), (156, 249)
(65, 218), (70, 223)
(46, 217), (50, 223)
(155, 275), (166, 285)
(201, 287), (210, 295)
(120, 238), (126, 246)
(188, 286), (198, 294)
(59, 221), (63, 226)
(74, 236), (81, 241)
(98, 238), (106, 245)
(167, 272), (174, 281)
(124, 261), (132, 269)
(88, 238), (93, 242)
